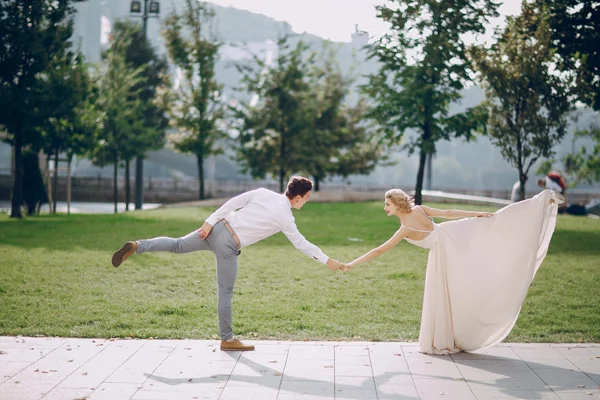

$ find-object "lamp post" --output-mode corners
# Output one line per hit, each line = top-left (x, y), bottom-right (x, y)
(130, 0), (160, 210)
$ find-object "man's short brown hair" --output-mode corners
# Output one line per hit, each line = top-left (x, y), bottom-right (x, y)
(285, 176), (313, 199)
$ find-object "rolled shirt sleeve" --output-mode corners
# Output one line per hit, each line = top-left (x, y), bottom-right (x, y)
(281, 219), (329, 264)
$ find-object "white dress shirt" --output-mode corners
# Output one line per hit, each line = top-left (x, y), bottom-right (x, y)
(545, 177), (563, 193)
(205, 188), (329, 264)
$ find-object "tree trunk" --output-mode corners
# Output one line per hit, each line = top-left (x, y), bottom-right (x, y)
(45, 155), (53, 215)
(135, 156), (144, 210)
(67, 157), (72, 214)
(197, 154), (205, 200)
(10, 134), (24, 219)
(53, 150), (59, 214)
(125, 160), (130, 211)
(279, 132), (286, 193)
(519, 171), (527, 202)
(314, 176), (320, 192)
(426, 153), (433, 190)
(414, 150), (427, 205)
(113, 156), (118, 214)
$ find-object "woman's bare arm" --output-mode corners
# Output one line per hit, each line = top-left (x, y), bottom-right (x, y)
(420, 205), (494, 219)
(344, 228), (408, 270)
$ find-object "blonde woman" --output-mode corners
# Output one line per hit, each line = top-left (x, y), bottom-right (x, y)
(343, 189), (562, 354)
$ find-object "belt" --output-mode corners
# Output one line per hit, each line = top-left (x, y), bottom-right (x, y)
(221, 219), (241, 250)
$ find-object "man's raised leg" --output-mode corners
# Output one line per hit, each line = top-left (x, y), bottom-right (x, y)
(112, 230), (209, 267)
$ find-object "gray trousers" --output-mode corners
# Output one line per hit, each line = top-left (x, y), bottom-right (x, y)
(136, 221), (240, 340)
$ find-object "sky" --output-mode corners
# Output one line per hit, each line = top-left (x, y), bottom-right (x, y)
(207, 0), (523, 44)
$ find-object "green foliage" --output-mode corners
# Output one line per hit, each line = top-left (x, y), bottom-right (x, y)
(233, 36), (314, 192)
(542, 0), (600, 111)
(92, 42), (146, 168)
(112, 20), (169, 156)
(363, 0), (499, 204)
(0, 0), (76, 218)
(471, 2), (572, 201)
(234, 37), (385, 192)
(299, 44), (388, 190)
(562, 123), (600, 185)
(162, 0), (226, 200)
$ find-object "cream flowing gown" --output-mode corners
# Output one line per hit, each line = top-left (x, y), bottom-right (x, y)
(405, 190), (561, 354)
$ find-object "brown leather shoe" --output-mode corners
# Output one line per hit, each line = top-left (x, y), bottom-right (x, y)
(220, 339), (255, 351)
(112, 241), (138, 268)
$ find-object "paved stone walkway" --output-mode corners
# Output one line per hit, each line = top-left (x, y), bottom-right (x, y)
(1, 337), (598, 400)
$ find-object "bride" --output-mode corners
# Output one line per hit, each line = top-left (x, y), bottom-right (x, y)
(342, 189), (562, 354)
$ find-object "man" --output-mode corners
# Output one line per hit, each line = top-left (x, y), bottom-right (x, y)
(537, 171), (567, 212)
(111, 176), (342, 351)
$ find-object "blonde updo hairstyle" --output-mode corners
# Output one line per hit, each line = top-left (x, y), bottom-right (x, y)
(385, 189), (415, 213)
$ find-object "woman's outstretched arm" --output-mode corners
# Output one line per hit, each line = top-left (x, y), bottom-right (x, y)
(420, 205), (494, 219)
(343, 228), (407, 271)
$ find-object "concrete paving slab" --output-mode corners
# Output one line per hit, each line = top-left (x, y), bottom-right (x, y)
(1, 337), (599, 400)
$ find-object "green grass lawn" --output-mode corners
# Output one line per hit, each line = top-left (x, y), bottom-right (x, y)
(0, 201), (598, 343)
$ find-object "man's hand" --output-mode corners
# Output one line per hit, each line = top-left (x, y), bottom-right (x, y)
(341, 262), (355, 272)
(326, 258), (343, 271)
(198, 222), (213, 240)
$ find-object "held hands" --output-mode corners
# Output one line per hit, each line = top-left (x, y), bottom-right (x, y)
(341, 262), (355, 272)
(326, 258), (344, 271)
(198, 222), (213, 240)
(326, 258), (356, 272)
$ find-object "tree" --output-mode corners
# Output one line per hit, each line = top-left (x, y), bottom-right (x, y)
(363, 0), (498, 204)
(91, 40), (146, 213)
(36, 48), (98, 213)
(470, 2), (571, 201)
(113, 20), (169, 210)
(538, 122), (600, 186)
(563, 124), (600, 185)
(542, 0), (600, 111)
(0, 0), (76, 218)
(234, 36), (314, 192)
(300, 45), (387, 190)
(162, 0), (225, 200)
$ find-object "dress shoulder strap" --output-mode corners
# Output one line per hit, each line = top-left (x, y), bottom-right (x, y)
(415, 206), (434, 221)
(402, 206), (434, 233)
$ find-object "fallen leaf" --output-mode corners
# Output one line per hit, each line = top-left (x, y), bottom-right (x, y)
(268, 361), (277, 364)
(34, 369), (39, 372)
(188, 378), (192, 382)
(394, 353), (402, 357)
(82, 372), (88, 376)
(67, 360), (73, 363)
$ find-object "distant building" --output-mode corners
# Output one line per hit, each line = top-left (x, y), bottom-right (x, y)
(351, 24), (369, 49)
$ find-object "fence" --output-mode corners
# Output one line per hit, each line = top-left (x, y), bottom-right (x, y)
(0, 174), (597, 205)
